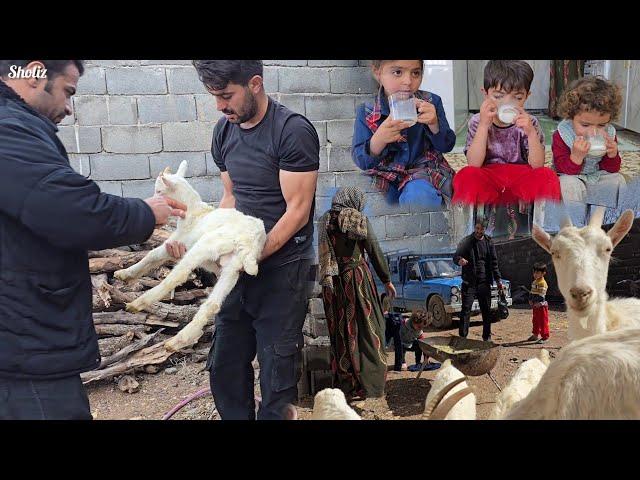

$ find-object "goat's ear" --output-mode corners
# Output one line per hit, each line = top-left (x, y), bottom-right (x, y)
(608, 209), (635, 248)
(176, 160), (188, 178)
(532, 224), (552, 254)
(588, 206), (606, 229)
(161, 175), (176, 189)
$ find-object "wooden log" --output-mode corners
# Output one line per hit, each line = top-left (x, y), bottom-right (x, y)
(94, 324), (146, 337)
(88, 251), (149, 273)
(99, 329), (165, 369)
(88, 248), (137, 259)
(81, 341), (175, 384)
(93, 311), (148, 325)
(110, 277), (161, 293)
(98, 332), (136, 357)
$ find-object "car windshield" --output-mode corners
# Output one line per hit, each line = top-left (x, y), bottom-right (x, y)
(421, 259), (461, 278)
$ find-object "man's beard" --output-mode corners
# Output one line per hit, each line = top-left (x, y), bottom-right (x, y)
(224, 90), (259, 124)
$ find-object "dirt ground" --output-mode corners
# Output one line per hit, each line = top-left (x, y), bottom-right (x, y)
(86, 305), (568, 420)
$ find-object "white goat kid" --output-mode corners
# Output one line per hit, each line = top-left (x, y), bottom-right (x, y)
(423, 360), (476, 420)
(114, 161), (266, 352)
(489, 349), (550, 419)
(311, 388), (361, 420)
(504, 328), (640, 419)
(532, 207), (640, 341)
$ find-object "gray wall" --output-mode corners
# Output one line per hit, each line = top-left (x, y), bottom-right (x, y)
(60, 60), (454, 254)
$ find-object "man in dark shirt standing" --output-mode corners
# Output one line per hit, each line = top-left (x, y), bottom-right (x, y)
(453, 217), (504, 341)
(166, 60), (319, 420)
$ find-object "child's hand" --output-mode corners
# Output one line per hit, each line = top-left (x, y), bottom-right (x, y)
(372, 116), (412, 145)
(416, 99), (438, 127)
(514, 108), (536, 137)
(604, 131), (618, 158)
(479, 98), (498, 127)
(571, 136), (590, 164)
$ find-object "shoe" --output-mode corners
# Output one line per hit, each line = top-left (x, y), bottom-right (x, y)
(538, 338), (548, 344)
(408, 363), (423, 372)
(527, 335), (540, 342)
(483, 335), (492, 342)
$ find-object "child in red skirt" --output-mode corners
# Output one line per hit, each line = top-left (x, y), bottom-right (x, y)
(528, 262), (549, 343)
(453, 60), (561, 206)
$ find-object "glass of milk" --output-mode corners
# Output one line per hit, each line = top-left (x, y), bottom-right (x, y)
(497, 102), (519, 125)
(587, 129), (607, 157)
(389, 92), (418, 127)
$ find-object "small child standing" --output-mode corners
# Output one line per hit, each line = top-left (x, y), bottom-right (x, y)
(528, 262), (549, 343)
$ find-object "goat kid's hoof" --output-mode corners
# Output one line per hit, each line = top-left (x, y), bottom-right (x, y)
(125, 300), (148, 314)
(114, 269), (132, 282)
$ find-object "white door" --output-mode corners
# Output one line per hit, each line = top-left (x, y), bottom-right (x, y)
(606, 60), (629, 129)
(625, 61), (640, 134)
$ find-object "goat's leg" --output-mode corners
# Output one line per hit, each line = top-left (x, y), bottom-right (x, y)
(165, 257), (243, 352)
(126, 240), (211, 313)
(114, 243), (174, 282)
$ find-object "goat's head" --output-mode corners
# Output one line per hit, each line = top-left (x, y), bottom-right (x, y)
(532, 208), (634, 315)
(154, 161), (201, 206)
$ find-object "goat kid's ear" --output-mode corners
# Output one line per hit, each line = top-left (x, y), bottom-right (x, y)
(161, 175), (176, 189)
(532, 224), (552, 254)
(608, 209), (635, 248)
(176, 160), (188, 178)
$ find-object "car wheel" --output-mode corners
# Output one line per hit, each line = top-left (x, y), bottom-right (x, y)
(428, 295), (452, 328)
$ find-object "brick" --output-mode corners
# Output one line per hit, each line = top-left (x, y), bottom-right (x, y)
(121, 179), (156, 199)
(68, 154), (90, 177)
(141, 60), (194, 66)
(107, 96), (138, 125)
(57, 126), (102, 154)
(162, 122), (215, 151)
(137, 95), (196, 123)
(102, 126), (163, 153)
(149, 152), (207, 178)
(315, 196), (332, 216)
(305, 95), (356, 121)
(279, 67), (330, 93)
(194, 94), (224, 122)
(90, 154), (150, 181)
(304, 345), (331, 371)
(263, 66), (278, 93)
(188, 176), (225, 203)
(379, 237), (423, 254)
(74, 96), (109, 125)
(95, 181), (123, 196)
(317, 146), (329, 173)
(308, 298), (325, 317)
(430, 211), (450, 234)
(311, 317), (329, 338)
(166, 67), (207, 94)
(330, 67), (378, 94)
(278, 94), (305, 115)
(263, 60), (307, 66)
(89, 60), (140, 67)
(368, 215), (386, 238)
(326, 119), (354, 146)
(311, 121), (326, 146)
(308, 60), (359, 67)
(327, 146), (357, 172)
(77, 68), (106, 95)
(385, 213), (431, 238)
(205, 152), (221, 176)
(363, 192), (406, 217)
(334, 171), (377, 193)
(316, 172), (336, 197)
(106, 67), (167, 94)
(421, 234), (454, 254)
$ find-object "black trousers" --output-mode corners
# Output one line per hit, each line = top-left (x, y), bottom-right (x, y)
(459, 280), (493, 340)
(0, 375), (92, 420)
(207, 259), (311, 420)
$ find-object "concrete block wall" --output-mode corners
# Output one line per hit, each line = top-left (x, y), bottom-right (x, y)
(60, 60), (454, 254)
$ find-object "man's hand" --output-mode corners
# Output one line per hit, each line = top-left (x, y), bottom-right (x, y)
(385, 281), (397, 299)
(571, 136), (590, 165)
(458, 257), (469, 267)
(604, 131), (618, 158)
(479, 98), (498, 127)
(165, 240), (187, 259)
(144, 195), (187, 225)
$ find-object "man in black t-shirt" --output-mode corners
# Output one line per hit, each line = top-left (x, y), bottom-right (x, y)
(166, 60), (319, 420)
(453, 217), (504, 341)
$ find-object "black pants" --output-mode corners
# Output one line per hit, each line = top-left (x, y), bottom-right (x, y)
(403, 341), (423, 365)
(459, 281), (493, 340)
(0, 375), (92, 420)
(207, 259), (311, 420)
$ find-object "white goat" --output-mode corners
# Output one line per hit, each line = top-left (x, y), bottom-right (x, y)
(504, 328), (640, 419)
(114, 161), (266, 352)
(532, 208), (640, 342)
(311, 388), (361, 420)
(489, 349), (550, 419)
(423, 360), (476, 420)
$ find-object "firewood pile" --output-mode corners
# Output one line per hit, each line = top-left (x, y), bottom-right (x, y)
(81, 225), (215, 387)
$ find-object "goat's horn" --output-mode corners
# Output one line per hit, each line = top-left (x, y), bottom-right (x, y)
(423, 376), (467, 418)
(560, 214), (573, 230)
(428, 387), (475, 420)
(163, 166), (172, 175)
(588, 206), (606, 228)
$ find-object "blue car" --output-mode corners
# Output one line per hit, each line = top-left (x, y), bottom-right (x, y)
(374, 251), (512, 328)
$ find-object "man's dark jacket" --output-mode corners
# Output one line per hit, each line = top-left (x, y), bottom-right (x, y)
(453, 233), (502, 286)
(0, 80), (155, 379)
